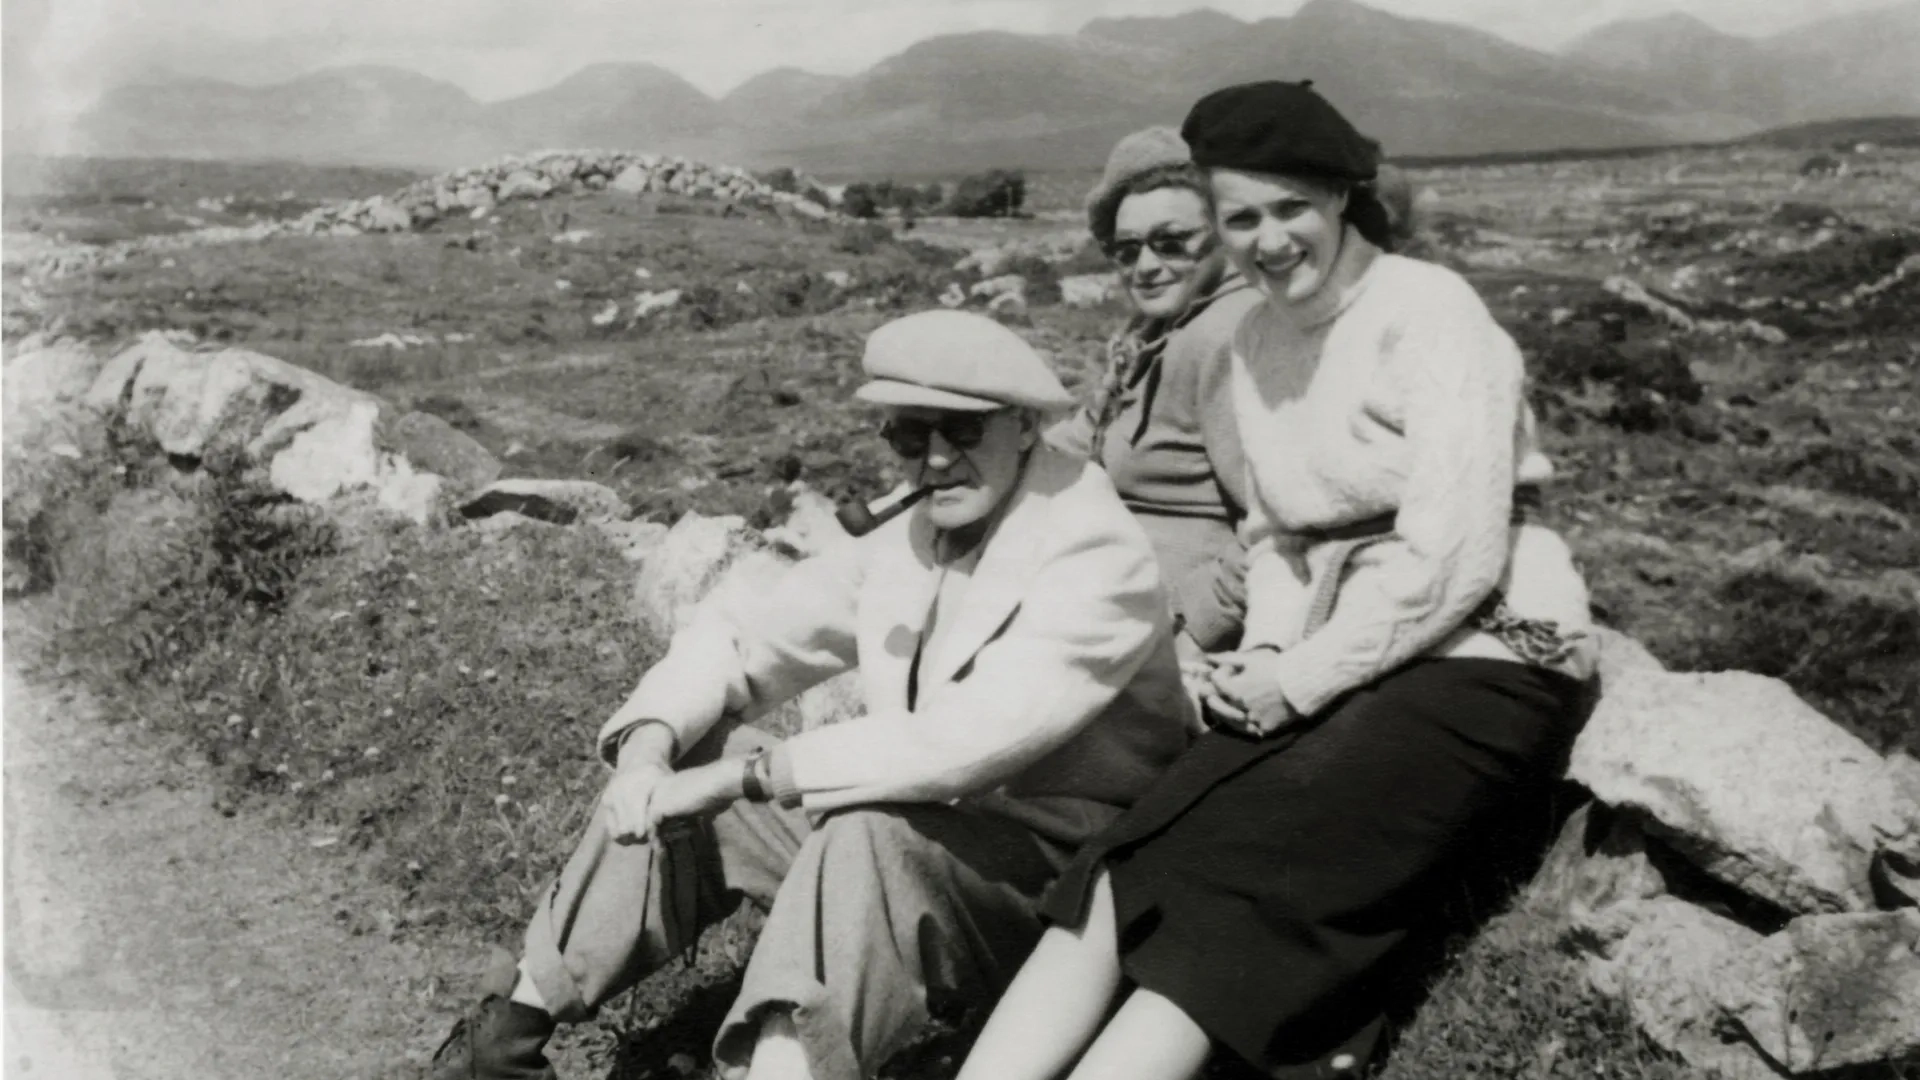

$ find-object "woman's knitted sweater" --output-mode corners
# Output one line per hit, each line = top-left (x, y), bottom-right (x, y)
(1229, 227), (1597, 718)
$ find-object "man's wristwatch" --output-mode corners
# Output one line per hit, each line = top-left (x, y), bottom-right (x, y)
(740, 749), (772, 803)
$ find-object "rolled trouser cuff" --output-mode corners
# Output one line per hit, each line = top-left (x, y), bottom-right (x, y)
(712, 983), (862, 1080)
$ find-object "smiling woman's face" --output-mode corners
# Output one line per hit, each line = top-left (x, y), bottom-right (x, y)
(1208, 168), (1349, 305)
(1111, 187), (1221, 320)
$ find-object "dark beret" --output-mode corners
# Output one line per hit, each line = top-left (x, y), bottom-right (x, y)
(1181, 80), (1380, 184)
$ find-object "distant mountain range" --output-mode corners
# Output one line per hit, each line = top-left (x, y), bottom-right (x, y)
(61, 0), (1920, 173)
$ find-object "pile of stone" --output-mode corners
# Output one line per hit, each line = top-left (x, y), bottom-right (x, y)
(1532, 634), (1919, 1077)
(0, 332), (629, 554)
(17, 152), (842, 284)
(285, 150), (840, 237)
(8, 334), (1917, 1077)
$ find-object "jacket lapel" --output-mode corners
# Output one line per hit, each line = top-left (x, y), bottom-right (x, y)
(859, 507), (941, 713)
(919, 452), (1059, 690)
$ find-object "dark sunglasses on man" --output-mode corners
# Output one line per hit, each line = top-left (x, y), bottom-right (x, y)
(880, 413), (993, 459)
(1104, 227), (1210, 268)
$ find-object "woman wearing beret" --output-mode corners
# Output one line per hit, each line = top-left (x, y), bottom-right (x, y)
(1049, 126), (1263, 663)
(957, 81), (1597, 1080)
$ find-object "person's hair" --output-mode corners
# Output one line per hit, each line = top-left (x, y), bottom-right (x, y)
(1090, 162), (1208, 249)
(1201, 167), (1415, 253)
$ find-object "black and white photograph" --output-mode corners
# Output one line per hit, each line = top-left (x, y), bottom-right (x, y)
(4, 0), (1918, 1077)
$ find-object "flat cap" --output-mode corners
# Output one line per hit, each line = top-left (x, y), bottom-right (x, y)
(1182, 80), (1379, 184)
(856, 310), (1073, 412)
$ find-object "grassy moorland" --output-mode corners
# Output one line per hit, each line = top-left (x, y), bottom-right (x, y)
(5, 144), (1917, 1079)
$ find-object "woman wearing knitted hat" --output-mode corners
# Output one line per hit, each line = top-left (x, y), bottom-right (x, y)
(1050, 126), (1263, 667)
(958, 82), (1598, 1080)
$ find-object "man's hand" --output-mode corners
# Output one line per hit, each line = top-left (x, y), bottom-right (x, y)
(644, 760), (746, 835)
(604, 761), (673, 846)
(1205, 650), (1302, 738)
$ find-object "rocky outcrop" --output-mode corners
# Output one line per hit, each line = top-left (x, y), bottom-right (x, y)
(1719, 910), (1920, 1073)
(1575, 897), (1920, 1077)
(1543, 650), (1920, 1076)
(624, 511), (860, 733)
(14, 333), (1918, 1077)
(70, 334), (500, 527)
(1570, 667), (1918, 915)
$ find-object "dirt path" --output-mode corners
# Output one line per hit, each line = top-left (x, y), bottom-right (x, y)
(3, 662), (480, 1080)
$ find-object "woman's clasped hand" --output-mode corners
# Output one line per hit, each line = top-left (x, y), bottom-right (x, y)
(1195, 649), (1300, 737)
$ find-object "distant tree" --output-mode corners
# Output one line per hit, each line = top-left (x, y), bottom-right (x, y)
(841, 183), (881, 219)
(946, 169), (1026, 218)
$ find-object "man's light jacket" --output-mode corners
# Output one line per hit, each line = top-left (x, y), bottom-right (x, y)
(598, 444), (1196, 847)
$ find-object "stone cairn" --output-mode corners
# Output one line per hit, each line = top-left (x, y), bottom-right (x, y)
(4, 332), (1916, 1077)
(16, 151), (842, 283)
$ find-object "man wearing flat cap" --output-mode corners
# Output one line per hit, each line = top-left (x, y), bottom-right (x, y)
(427, 309), (1194, 1080)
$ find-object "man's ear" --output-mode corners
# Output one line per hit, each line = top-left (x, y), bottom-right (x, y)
(1016, 409), (1041, 451)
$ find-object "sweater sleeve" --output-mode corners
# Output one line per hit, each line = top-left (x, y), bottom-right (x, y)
(1173, 309), (1252, 648)
(1188, 308), (1252, 520)
(774, 513), (1168, 808)
(1266, 273), (1521, 716)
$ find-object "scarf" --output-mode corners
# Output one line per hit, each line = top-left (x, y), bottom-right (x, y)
(1086, 272), (1250, 463)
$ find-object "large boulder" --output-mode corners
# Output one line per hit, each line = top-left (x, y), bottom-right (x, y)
(381, 411), (500, 493)
(628, 512), (861, 733)
(1577, 897), (1776, 1079)
(609, 165), (652, 194)
(3, 343), (109, 440)
(497, 170), (553, 202)
(77, 335), (487, 523)
(86, 335), (382, 462)
(762, 485), (853, 560)
(268, 398), (384, 501)
(630, 514), (788, 641)
(1569, 667), (1919, 914)
(361, 197), (412, 233)
(1521, 802), (1670, 922)
(1579, 900), (1920, 1077)
(1716, 910), (1920, 1073)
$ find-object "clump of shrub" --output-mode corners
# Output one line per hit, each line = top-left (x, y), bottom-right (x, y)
(840, 179), (946, 220)
(1769, 438), (1920, 516)
(945, 169), (1026, 219)
(1521, 309), (1712, 437)
(833, 221), (895, 256)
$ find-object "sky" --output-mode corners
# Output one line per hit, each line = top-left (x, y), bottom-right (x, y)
(3, 0), (1901, 147)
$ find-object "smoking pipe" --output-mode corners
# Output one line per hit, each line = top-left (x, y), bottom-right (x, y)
(835, 485), (933, 537)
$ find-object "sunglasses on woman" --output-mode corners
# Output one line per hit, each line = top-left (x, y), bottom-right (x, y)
(880, 414), (993, 459)
(1104, 227), (1210, 267)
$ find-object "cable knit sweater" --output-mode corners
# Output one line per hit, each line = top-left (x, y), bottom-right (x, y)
(1230, 227), (1597, 718)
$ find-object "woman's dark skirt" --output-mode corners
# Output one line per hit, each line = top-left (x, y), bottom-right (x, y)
(1041, 658), (1587, 1078)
